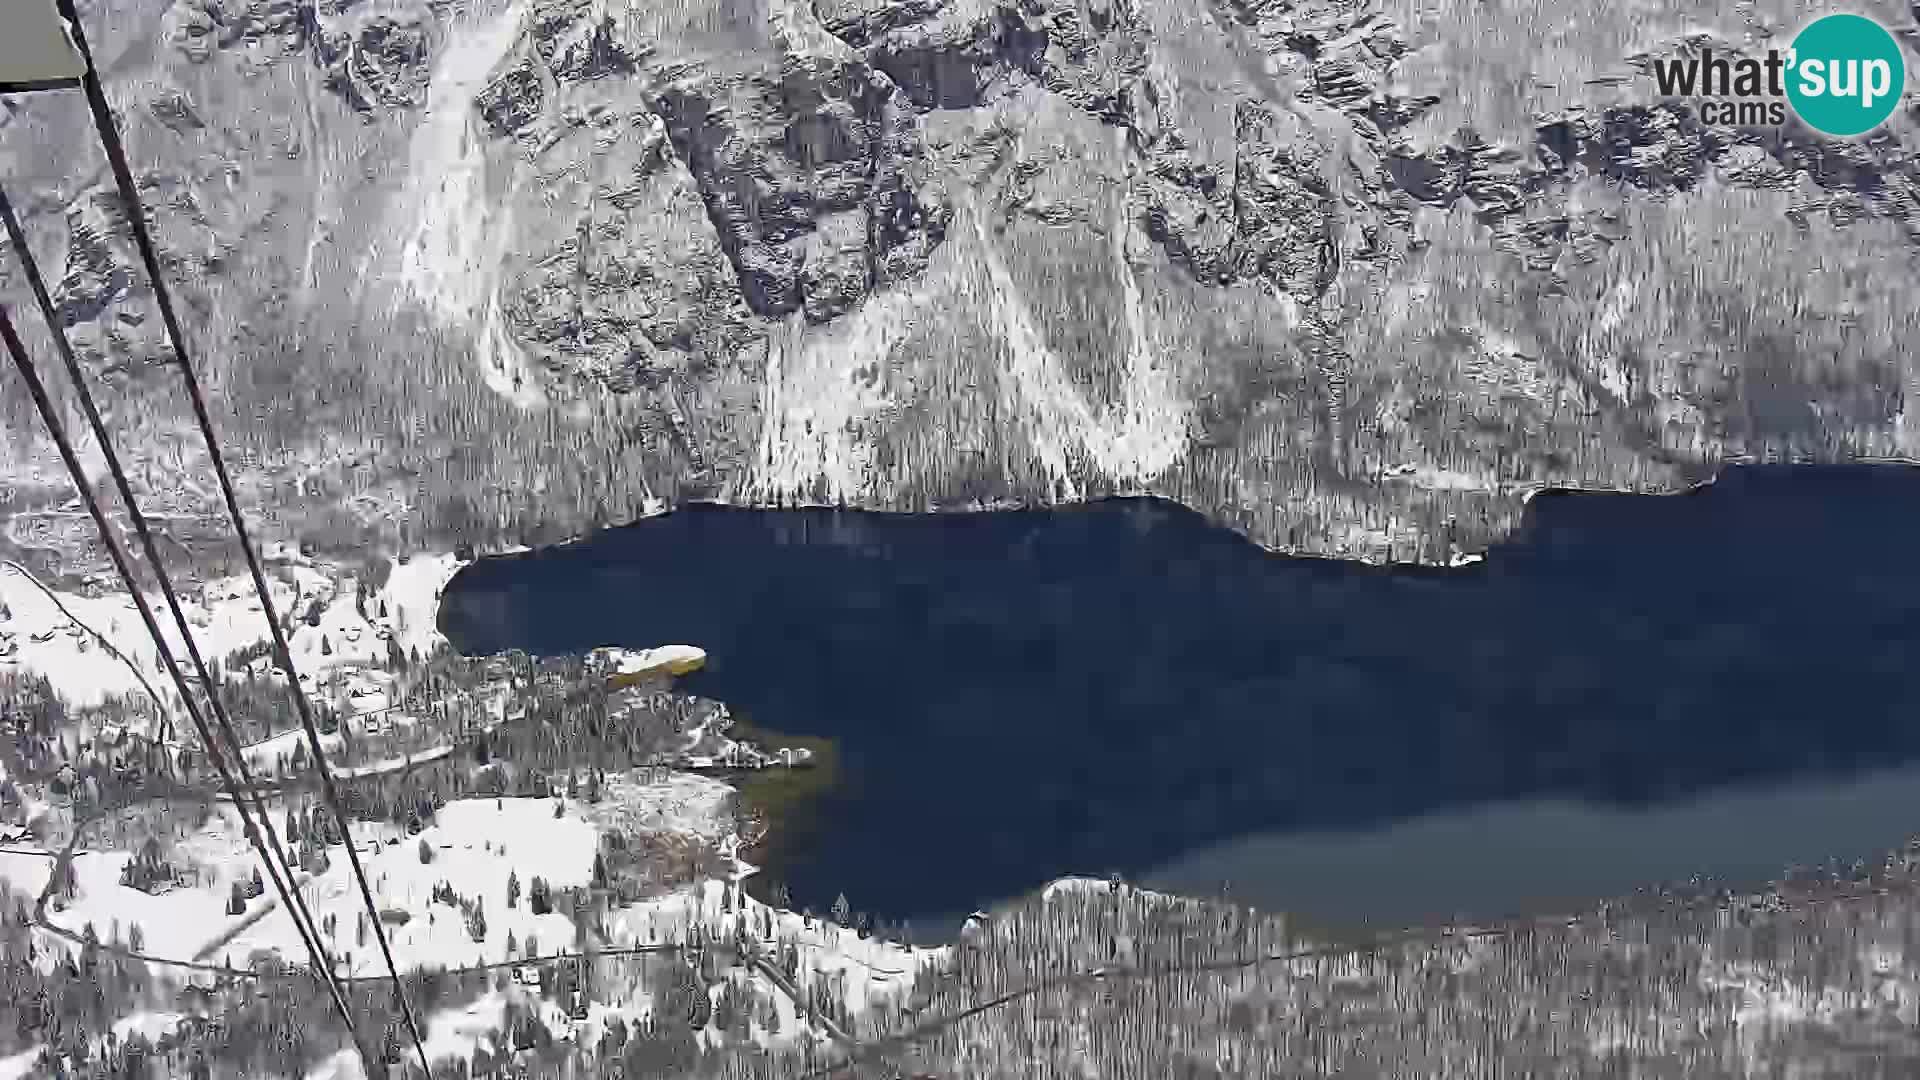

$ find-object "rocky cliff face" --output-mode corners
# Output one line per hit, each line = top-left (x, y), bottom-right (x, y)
(2, 0), (1918, 566)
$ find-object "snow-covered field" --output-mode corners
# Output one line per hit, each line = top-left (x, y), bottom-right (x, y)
(0, 561), (166, 711)
(39, 799), (296, 962)
(28, 784), (950, 1074)
(222, 797), (600, 975)
(415, 988), (655, 1069)
(109, 1011), (186, 1043)
(0, 550), (466, 738)
(0, 851), (53, 908)
(48, 847), (240, 956)
(0, 1047), (38, 1080)
(268, 805), (945, 1064)
(36, 795), (599, 974)
(418, 993), (510, 1065)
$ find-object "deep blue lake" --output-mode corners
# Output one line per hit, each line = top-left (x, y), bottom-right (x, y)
(438, 465), (1920, 936)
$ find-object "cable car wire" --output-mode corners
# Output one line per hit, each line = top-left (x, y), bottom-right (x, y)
(0, 300), (381, 1078)
(49, 0), (436, 1071)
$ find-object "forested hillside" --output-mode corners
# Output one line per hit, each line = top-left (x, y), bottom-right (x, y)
(3, 0), (1918, 577)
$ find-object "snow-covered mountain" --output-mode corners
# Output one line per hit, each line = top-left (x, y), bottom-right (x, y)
(3, 0), (1918, 569)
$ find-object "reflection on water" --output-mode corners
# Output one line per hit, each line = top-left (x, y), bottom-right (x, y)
(440, 465), (1920, 931)
(1143, 760), (1920, 934)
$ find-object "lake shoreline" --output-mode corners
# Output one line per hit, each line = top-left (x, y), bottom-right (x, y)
(710, 713), (843, 913)
(440, 464), (1920, 934)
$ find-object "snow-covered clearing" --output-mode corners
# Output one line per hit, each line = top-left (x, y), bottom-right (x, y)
(378, 554), (468, 660)
(251, 550), (462, 678)
(111, 1011), (185, 1042)
(0, 851), (54, 905)
(42, 799), (293, 961)
(419, 992), (508, 1065)
(47, 846), (243, 959)
(0, 1047), (39, 1080)
(36, 795), (597, 974)
(414, 989), (646, 1069)
(0, 550), (465, 741)
(0, 561), (162, 712)
(304, 1047), (364, 1080)
(221, 797), (599, 975)
(0, 756), (51, 838)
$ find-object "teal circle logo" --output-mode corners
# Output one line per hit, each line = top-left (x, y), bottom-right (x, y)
(1787, 13), (1906, 137)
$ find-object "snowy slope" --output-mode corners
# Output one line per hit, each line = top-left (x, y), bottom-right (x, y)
(48, 849), (239, 956)
(0, 1047), (38, 1080)
(36, 794), (595, 973)
(221, 796), (598, 975)
(0, 561), (167, 711)
(0, 551), (464, 739)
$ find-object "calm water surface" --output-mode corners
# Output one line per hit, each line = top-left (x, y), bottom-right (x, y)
(439, 465), (1920, 935)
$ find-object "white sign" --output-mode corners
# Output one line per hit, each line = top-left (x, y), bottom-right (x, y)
(0, 1), (86, 86)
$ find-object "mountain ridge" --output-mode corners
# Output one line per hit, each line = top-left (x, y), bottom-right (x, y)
(2, 0), (1917, 569)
